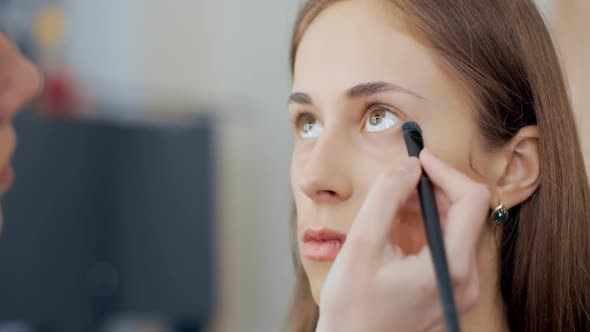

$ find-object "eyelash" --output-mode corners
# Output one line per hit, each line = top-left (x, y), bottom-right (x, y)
(291, 103), (406, 132)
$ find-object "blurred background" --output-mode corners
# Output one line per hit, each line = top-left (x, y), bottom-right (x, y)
(0, 0), (586, 331)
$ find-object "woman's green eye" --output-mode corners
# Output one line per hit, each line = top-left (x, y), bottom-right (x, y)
(299, 114), (323, 138)
(363, 107), (401, 132)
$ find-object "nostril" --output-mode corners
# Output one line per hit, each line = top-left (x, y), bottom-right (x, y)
(314, 190), (341, 203)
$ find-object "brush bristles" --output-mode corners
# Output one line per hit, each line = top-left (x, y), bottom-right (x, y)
(402, 121), (422, 134)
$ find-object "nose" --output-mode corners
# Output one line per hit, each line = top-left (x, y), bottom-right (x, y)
(297, 132), (353, 204)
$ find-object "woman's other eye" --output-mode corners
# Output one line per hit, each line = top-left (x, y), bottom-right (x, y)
(363, 106), (401, 132)
(298, 114), (324, 138)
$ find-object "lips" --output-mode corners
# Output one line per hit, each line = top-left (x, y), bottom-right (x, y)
(301, 229), (347, 261)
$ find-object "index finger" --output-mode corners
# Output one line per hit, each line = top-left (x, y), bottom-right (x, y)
(343, 157), (422, 264)
(420, 148), (490, 275)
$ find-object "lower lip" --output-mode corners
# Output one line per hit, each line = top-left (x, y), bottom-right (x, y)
(302, 240), (343, 261)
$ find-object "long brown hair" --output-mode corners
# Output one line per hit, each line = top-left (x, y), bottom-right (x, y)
(287, 0), (590, 331)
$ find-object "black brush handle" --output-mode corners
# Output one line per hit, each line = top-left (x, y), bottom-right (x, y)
(402, 121), (461, 332)
(418, 176), (461, 332)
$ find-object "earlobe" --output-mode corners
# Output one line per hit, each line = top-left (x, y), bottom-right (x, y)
(495, 126), (540, 209)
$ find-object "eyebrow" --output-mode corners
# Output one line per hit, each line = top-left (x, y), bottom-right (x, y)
(288, 92), (312, 105)
(288, 81), (425, 106)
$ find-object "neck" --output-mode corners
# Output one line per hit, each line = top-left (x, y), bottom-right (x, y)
(460, 229), (509, 332)
(443, 229), (510, 332)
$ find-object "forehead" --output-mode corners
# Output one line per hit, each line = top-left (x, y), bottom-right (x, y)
(292, 1), (441, 98)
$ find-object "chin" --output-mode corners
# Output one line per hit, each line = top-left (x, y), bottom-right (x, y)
(310, 278), (322, 304)
(309, 275), (323, 305)
(302, 258), (332, 305)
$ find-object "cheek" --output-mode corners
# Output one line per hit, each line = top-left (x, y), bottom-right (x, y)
(301, 259), (331, 304)
(418, 106), (479, 175)
(355, 132), (408, 179)
(390, 211), (426, 255)
(290, 146), (310, 208)
(360, 129), (405, 155)
(289, 157), (299, 200)
(290, 150), (309, 215)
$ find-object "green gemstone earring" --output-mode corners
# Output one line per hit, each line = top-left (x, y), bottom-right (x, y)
(491, 203), (508, 225)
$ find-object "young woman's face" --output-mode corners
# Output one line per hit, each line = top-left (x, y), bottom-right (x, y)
(290, 0), (488, 302)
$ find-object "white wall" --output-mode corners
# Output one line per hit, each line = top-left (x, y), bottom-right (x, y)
(535, 0), (553, 19)
(63, 0), (144, 111)
(553, 0), (590, 169)
(63, 1), (301, 331)
(135, 1), (300, 332)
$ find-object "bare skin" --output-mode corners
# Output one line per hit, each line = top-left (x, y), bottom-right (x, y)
(289, 1), (540, 330)
(0, 34), (43, 233)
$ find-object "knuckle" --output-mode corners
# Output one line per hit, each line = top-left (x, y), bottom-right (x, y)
(451, 265), (470, 288)
(417, 278), (438, 302)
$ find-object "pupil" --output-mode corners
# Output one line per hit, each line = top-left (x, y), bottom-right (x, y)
(370, 110), (384, 125)
(303, 120), (314, 133)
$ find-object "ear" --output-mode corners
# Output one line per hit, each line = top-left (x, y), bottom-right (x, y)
(492, 126), (540, 209)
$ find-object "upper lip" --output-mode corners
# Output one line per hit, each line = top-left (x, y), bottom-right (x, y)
(303, 228), (347, 243)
